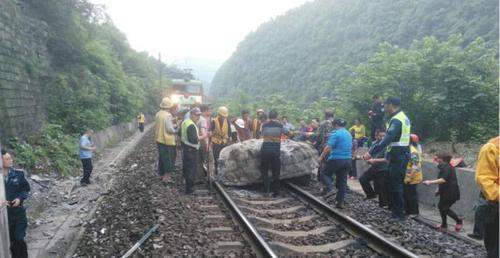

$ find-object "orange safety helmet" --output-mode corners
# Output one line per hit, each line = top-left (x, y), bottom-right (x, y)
(410, 134), (419, 143)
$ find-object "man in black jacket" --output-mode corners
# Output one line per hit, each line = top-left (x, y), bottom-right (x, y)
(368, 95), (384, 142)
(359, 130), (389, 207)
(2, 149), (31, 258)
(260, 110), (284, 197)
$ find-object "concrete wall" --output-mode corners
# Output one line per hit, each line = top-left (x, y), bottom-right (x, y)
(356, 160), (479, 220)
(0, 0), (48, 141)
(91, 116), (152, 151)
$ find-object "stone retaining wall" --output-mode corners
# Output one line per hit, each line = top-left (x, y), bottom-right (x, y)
(356, 160), (479, 220)
(92, 116), (153, 151)
(0, 0), (48, 141)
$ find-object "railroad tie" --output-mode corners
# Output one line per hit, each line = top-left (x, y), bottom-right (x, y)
(216, 241), (245, 251)
(239, 205), (304, 215)
(270, 239), (357, 253)
(195, 189), (210, 195)
(248, 214), (318, 225)
(258, 226), (334, 237)
(196, 196), (213, 201)
(199, 204), (219, 210)
(203, 215), (227, 223)
(206, 227), (234, 234)
(236, 197), (293, 205)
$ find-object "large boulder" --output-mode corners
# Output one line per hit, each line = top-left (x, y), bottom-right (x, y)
(216, 139), (319, 186)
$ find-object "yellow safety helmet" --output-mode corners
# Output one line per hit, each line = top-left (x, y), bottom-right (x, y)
(218, 106), (229, 117)
(160, 97), (174, 109)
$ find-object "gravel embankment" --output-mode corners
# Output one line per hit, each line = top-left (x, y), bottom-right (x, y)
(74, 131), (253, 257)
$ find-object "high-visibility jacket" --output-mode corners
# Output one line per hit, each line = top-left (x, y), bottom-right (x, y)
(181, 119), (200, 150)
(475, 136), (499, 202)
(212, 116), (229, 145)
(349, 124), (366, 139)
(386, 111), (410, 149)
(404, 145), (423, 184)
(155, 110), (175, 146)
(137, 113), (145, 123)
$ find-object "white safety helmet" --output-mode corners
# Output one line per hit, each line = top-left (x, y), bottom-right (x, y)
(235, 119), (245, 128)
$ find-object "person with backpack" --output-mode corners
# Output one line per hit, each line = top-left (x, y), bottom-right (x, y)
(423, 153), (463, 231)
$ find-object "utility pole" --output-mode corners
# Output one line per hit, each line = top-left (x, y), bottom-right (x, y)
(158, 52), (162, 90)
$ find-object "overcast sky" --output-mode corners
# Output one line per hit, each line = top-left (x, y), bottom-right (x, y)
(91, 0), (310, 63)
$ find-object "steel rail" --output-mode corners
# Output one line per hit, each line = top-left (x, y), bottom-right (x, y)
(285, 182), (419, 258)
(213, 181), (278, 258)
(121, 224), (159, 258)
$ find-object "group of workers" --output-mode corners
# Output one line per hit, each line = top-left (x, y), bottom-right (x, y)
(153, 97), (288, 196)
(152, 94), (497, 258)
(0, 93), (495, 258)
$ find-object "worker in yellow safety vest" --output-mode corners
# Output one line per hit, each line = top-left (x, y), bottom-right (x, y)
(180, 108), (201, 194)
(364, 96), (411, 221)
(155, 97), (178, 183)
(252, 109), (265, 139)
(137, 112), (145, 132)
(403, 134), (423, 217)
(211, 106), (233, 175)
(475, 136), (499, 258)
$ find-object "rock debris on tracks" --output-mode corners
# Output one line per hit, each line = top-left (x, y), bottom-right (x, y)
(74, 131), (254, 257)
(302, 181), (486, 257)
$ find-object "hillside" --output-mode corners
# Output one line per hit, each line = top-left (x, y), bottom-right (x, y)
(211, 0), (498, 101)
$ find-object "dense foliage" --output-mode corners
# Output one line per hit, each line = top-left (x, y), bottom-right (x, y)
(9, 124), (79, 177)
(339, 36), (498, 142)
(7, 0), (193, 175)
(211, 0), (498, 142)
(24, 0), (192, 133)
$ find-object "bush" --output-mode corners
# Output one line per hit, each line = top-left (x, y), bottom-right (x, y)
(9, 124), (80, 177)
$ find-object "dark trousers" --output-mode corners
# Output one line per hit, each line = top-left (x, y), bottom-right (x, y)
(138, 122), (144, 132)
(212, 144), (226, 175)
(370, 122), (382, 141)
(380, 170), (390, 207)
(81, 158), (93, 184)
(321, 159), (351, 204)
(483, 202), (499, 258)
(387, 153), (409, 219)
(182, 146), (199, 194)
(359, 167), (382, 197)
(349, 159), (357, 177)
(8, 207), (28, 258)
(357, 137), (368, 147)
(472, 195), (488, 238)
(403, 184), (419, 215)
(10, 239), (27, 258)
(438, 198), (462, 227)
(260, 151), (281, 194)
(157, 143), (176, 176)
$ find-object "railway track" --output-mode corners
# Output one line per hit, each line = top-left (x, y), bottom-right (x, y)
(214, 181), (419, 257)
